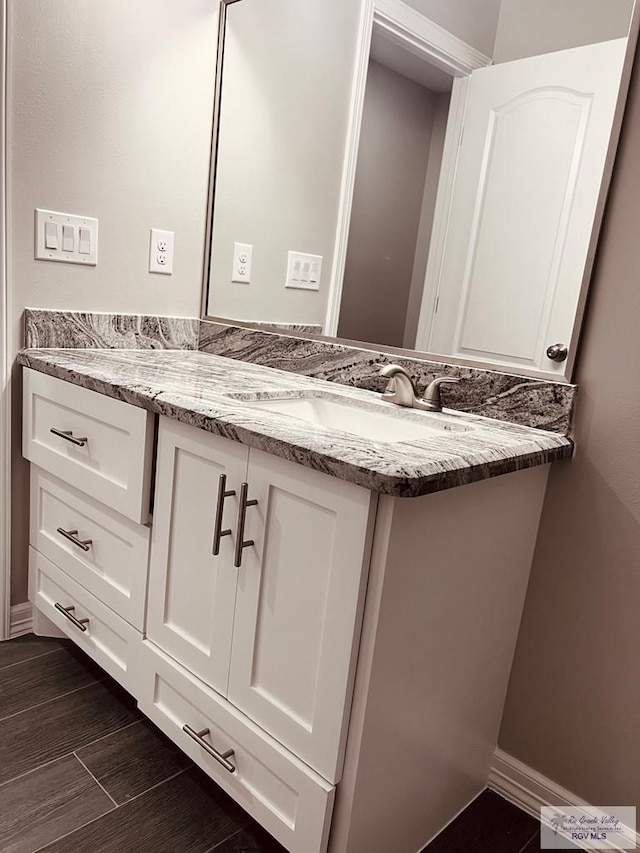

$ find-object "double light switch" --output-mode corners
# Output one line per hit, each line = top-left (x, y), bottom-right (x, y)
(36, 209), (98, 265)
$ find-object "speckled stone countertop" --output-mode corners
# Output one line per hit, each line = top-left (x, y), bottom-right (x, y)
(18, 348), (573, 498)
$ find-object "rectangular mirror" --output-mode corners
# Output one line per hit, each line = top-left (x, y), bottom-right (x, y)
(203, 0), (638, 381)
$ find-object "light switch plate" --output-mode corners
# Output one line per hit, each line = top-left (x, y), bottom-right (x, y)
(35, 209), (98, 266)
(285, 251), (322, 290)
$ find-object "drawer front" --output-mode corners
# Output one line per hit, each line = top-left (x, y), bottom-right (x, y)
(30, 468), (150, 630)
(134, 640), (334, 853)
(23, 368), (154, 523)
(29, 547), (141, 695)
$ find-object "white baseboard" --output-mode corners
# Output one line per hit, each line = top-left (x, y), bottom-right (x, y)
(489, 748), (639, 851)
(9, 602), (33, 637)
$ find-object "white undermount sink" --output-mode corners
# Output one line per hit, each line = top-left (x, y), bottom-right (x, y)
(235, 394), (471, 443)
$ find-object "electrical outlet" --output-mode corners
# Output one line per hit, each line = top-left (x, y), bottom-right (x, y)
(232, 242), (253, 283)
(149, 229), (174, 275)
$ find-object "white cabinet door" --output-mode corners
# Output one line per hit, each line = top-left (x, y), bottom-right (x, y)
(227, 448), (375, 785)
(147, 418), (248, 695)
(427, 39), (627, 376)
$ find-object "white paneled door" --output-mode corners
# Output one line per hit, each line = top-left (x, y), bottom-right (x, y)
(426, 39), (627, 376)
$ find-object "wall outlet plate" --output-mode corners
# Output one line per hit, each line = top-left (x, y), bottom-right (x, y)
(149, 228), (174, 275)
(232, 242), (253, 283)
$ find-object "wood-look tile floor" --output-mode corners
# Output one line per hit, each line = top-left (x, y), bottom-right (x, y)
(0, 635), (284, 853)
(0, 634), (574, 853)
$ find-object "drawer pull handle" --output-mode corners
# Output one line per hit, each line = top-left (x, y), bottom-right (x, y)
(56, 527), (93, 552)
(182, 725), (236, 773)
(234, 482), (258, 568)
(50, 428), (88, 448)
(212, 473), (236, 555)
(54, 603), (90, 632)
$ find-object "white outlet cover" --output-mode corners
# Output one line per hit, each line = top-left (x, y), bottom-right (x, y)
(232, 242), (253, 284)
(285, 251), (322, 290)
(149, 228), (174, 275)
(35, 209), (98, 266)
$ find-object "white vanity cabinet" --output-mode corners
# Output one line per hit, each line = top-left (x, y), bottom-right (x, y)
(22, 365), (555, 853)
(145, 417), (376, 786)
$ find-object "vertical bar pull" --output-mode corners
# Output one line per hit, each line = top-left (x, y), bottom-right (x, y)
(234, 482), (258, 568)
(212, 473), (236, 555)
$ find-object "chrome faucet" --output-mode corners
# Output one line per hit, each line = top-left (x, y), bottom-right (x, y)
(379, 364), (461, 413)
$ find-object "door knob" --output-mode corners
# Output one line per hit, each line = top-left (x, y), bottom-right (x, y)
(546, 343), (568, 363)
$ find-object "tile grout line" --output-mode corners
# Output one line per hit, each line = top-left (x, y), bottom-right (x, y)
(516, 826), (541, 853)
(0, 676), (109, 724)
(0, 752), (71, 791)
(73, 717), (143, 753)
(0, 646), (67, 672)
(203, 826), (251, 853)
(73, 752), (119, 809)
(31, 767), (192, 853)
(0, 718), (142, 790)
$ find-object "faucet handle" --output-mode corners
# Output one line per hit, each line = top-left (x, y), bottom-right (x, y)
(420, 376), (461, 413)
(378, 364), (417, 407)
(379, 363), (412, 380)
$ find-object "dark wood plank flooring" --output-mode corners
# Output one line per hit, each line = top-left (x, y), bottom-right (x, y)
(0, 635), (286, 853)
(0, 634), (569, 853)
(420, 789), (578, 852)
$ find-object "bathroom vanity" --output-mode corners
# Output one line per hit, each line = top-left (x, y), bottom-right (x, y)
(20, 347), (572, 853)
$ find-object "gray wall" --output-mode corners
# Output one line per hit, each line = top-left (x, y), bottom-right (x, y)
(499, 37), (640, 806)
(404, 0), (502, 57)
(493, 0), (634, 62)
(338, 61), (436, 348)
(207, 0), (362, 327)
(9, 0), (218, 603)
(404, 92), (449, 349)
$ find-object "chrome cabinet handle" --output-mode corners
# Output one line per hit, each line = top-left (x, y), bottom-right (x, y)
(212, 474), (236, 555)
(234, 482), (258, 568)
(546, 343), (568, 363)
(50, 428), (87, 447)
(54, 603), (90, 632)
(56, 527), (93, 552)
(182, 725), (236, 773)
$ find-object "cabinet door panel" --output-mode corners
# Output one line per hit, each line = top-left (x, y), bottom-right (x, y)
(228, 449), (375, 784)
(147, 418), (248, 695)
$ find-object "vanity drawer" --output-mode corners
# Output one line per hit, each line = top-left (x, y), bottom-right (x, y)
(23, 368), (154, 523)
(30, 468), (150, 630)
(134, 640), (334, 853)
(29, 548), (141, 695)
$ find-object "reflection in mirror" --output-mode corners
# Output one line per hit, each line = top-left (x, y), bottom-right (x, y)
(337, 56), (452, 351)
(204, 0), (637, 381)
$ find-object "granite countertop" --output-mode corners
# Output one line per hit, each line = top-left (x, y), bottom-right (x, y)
(18, 348), (573, 497)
